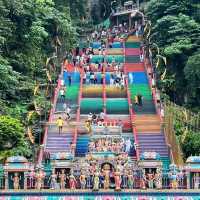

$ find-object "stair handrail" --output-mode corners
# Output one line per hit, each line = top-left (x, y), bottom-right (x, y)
(37, 61), (64, 165)
(123, 39), (140, 160)
(143, 51), (175, 163)
(103, 58), (107, 117)
(73, 71), (83, 154)
(143, 55), (162, 121)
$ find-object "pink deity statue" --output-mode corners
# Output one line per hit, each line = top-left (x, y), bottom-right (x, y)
(69, 170), (76, 190)
(59, 169), (66, 190)
(12, 173), (20, 190)
(35, 169), (45, 190)
(114, 168), (121, 191)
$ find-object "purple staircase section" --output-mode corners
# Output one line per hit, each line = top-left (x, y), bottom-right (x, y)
(45, 130), (73, 154)
(137, 133), (169, 157)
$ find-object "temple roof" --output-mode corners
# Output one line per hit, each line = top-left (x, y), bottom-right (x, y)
(186, 156), (200, 163)
(6, 156), (28, 163)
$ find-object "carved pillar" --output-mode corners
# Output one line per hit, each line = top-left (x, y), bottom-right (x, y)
(24, 172), (28, 190)
(186, 171), (190, 189)
(4, 172), (8, 190)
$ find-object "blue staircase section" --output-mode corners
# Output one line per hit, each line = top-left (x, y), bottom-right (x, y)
(112, 42), (122, 48)
(91, 42), (101, 49)
(75, 134), (90, 157)
(63, 71), (80, 85)
(128, 72), (148, 84)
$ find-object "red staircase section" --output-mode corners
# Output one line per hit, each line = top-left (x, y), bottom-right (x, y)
(125, 48), (140, 56)
(124, 63), (145, 72)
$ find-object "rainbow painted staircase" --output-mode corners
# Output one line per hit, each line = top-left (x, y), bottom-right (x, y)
(125, 35), (170, 169)
(39, 35), (171, 172)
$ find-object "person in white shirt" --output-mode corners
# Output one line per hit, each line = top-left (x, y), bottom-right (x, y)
(60, 88), (65, 102)
(88, 113), (93, 122)
(100, 112), (105, 121)
(60, 79), (65, 87)
(66, 106), (71, 120)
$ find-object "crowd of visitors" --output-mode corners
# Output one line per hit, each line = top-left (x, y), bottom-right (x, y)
(88, 137), (132, 154)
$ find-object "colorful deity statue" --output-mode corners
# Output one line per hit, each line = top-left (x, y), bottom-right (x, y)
(122, 168), (128, 188)
(93, 169), (100, 191)
(12, 173), (20, 190)
(35, 169), (45, 190)
(114, 167), (122, 191)
(68, 169), (76, 190)
(49, 171), (58, 190)
(127, 170), (134, 189)
(85, 169), (91, 189)
(146, 169), (155, 189)
(154, 168), (162, 189)
(193, 173), (199, 189)
(169, 164), (179, 189)
(102, 164), (111, 189)
(59, 169), (66, 190)
(28, 169), (35, 189)
(177, 168), (185, 188)
(79, 171), (86, 189)
(140, 169), (146, 189)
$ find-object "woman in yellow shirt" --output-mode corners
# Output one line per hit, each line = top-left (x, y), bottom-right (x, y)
(56, 117), (64, 134)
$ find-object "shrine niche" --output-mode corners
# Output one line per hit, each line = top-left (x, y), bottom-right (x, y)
(3, 156), (33, 190)
(138, 152), (163, 189)
(185, 156), (200, 189)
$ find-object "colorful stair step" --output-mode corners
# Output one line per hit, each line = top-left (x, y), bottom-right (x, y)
(128, 72), (148, 84)
(80, 98), (103, 114)
(125, 55), (141, 63)
(125, 42), (141, 48)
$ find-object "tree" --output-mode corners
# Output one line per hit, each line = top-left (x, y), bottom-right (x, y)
(181, 131), (200, 158)
(146, 0), (200, 107)
(184, 53), (200, 107)
(0, 115), (31, 160)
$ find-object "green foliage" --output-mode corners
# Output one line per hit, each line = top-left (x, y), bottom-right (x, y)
(146, 0), (200, 108)
(0, 115), (31, 161)
(181, 131), (200, 158)
(184, 53), (200, 107)
(0, 0), (82, 161)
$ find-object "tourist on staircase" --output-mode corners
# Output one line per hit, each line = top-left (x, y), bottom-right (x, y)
(56, 117), (64, 135)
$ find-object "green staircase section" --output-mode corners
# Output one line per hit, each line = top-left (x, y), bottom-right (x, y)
(106, 99), (129, 114)
(80, 98), (103, 114)
(65, 84), (80, 101)
(91, 55), (124, 63)
(125, 42), (140, 48)
(129, 84), (153, 100)
(106, 55), (124, 63)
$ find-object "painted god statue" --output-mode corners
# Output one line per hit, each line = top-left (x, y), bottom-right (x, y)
(12, 173), (20, 190)
(59, 169), (66, 190)
(114, 167), (122, 191)
(193, 173), (199, 189)
(140, 169), (146, 189)
(35, 169), (45, 190)
(93, 170), (100, 191)
(147, 169), (155, 189)
(127, 170), (134, 189)
(102, 164), (111, 189)
(79, 171), (86, 189)
(154, 168), (162, 189)
(49, 171), (58, 190)
(68, 169), (76, 190)
(169, 164), (179, 189)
